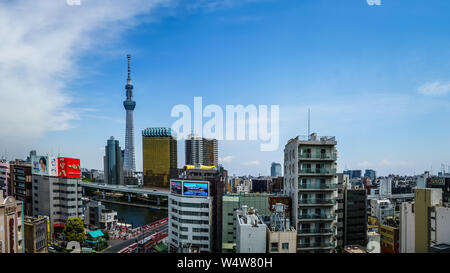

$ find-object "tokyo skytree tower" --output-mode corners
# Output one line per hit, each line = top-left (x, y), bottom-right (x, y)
(123, 54), (136, 172)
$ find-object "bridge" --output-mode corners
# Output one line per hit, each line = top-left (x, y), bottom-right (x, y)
(104, 218), (168, 253)
(80, 182), (169, 205)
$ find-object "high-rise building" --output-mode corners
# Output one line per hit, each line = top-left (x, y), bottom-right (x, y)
(0, 161), (9, 199)
(364, 169), (376, 182)
(270, 162), (282, 177)
(0, 194), (24, 253)
(343, 170), (362, 180)
(168, 179), (212, 253)
(173, 166), (227, 253)
(123, 54), (136, 172)
(9, 161), (32, 216)
(336, 173), (349, 247)
(32, 156), (83, 236)
(142, 127), (177, 188)
(343, 189), (367, 247)
(104, 136), (124, 186)
(284, 133), (338, 253)
(236, 206), (267, 253)
(414, 188), (442, 253)
(185, 134), (218, 167)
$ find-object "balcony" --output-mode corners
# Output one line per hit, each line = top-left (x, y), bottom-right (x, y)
(298, 198), (336, 206)
(298, 168), (337, 175)
(299, 153), (337, 161)
(298, 213), (336, 221)
(298, 183), (338, 190)
(297, 228), (334, 235)
(297, 242), (335, 249)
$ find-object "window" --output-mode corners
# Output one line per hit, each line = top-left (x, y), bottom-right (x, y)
(282, 243), (289, 250)
(271, 243), (278, 252)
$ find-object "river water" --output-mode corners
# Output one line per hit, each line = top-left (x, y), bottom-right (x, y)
(102, 202), (168, 228)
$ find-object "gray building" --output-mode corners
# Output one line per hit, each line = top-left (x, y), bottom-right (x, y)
(271, 162), (282, 177)
(84, 201), (118, 230)
(32, 175), (83, 235)
(343, 189), (367, 247)
(104, 136), (124, 186)
(185, 134), (218, 167)
(284, 133), (338, 253)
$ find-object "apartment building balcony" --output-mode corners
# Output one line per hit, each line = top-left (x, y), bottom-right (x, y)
(298, 183), (338, 191)
(298, 198), (336, 206)
(299, 153), (337, 161)
(297, 241), (335, 250)
(298, 168), (337, 176)
(298, 213), (336, 222)
(297, 228), (334, 236)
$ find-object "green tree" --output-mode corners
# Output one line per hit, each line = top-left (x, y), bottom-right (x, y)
(63, 218), (86, 244)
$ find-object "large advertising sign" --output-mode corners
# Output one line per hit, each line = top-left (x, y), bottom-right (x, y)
(58, 157), (81, 178)
(31, 155), (58, 176)
(427, 177), (445, 187)
(269, 196), (291, 213)
(170, 180), (182, 195)
(183, 182), (209, 197)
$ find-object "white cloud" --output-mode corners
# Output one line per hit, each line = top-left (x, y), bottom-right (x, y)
(0, 0), (175, 146)
(243, 160), (260, 166)
(418, 81), (450, 96)
(219, 155), (234, 163)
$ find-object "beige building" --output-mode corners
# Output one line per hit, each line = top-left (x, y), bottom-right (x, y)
(267, 228), (297, 253)
(24, 216), (48, 253)
(414, 188), (442, 253)
(0, 192), (24, 253)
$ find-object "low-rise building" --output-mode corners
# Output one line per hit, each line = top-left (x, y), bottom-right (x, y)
(236, 206), (266, 253)
(24, 216), (48, 253)
(0, 193), (24, 253)
(266, 203), (296, 253)
(84, 201), (118, 230)
(379, 217), (399, 253)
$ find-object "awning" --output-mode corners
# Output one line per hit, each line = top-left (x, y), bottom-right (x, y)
(88, 229), (104, 238)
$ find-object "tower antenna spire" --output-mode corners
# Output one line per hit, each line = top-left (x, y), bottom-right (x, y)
(127, 54), (131, 79)
(308, 108), (310, 137)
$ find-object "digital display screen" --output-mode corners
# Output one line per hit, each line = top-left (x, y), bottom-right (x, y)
(183, 182), (208, 197)
(170, 180), (182, 195)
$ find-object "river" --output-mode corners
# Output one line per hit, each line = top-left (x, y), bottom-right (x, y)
(102, 202), (168, 228)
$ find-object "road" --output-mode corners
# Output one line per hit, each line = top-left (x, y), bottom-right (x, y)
(102, 223), (168, 253)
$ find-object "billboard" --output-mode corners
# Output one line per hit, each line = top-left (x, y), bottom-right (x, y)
(170, 180), (182, 195)
(427, 177), (445, 187)
(58, 157), (81, 178)
(31, 155), (58, 176)
(183, 182), (209, 197)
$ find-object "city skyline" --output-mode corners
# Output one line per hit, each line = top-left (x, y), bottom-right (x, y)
(1, 0), (450, 176)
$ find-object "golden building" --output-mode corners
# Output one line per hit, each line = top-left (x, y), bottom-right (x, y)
(142, 127), (177, 188)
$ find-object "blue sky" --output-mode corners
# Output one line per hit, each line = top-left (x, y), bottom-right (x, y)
(1, 0), (450, 176)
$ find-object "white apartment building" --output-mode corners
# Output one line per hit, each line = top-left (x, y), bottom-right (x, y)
(400, 201), (415, 253)
(284, 133), (338, 253)
(370, 199), (394, 225)
(430, 205), (450, 246)
(236, 205), (267, 253)
(168, 180), (212, 253)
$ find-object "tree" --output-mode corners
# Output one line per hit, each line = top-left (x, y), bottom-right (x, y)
(63, 218), (86, 244)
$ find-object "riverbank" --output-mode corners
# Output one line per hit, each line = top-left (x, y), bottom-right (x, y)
(99, 199), (168, 210)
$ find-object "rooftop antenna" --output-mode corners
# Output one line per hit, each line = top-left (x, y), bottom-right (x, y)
(308, 108), (310, 137)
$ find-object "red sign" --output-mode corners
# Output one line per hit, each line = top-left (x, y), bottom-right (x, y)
(58, 157), (81, 178)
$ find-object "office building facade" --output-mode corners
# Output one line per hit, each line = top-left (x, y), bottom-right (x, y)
(104, 136), (124, 186)
(185, 134), (218, 167)
(24, 216), (48, 253)
(9, 162), (33, 216)
(343, 189), (367, 247)
(284, 133), (338, 253)
(271, 162), (282, 177)
(142, 127), (177, 188)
